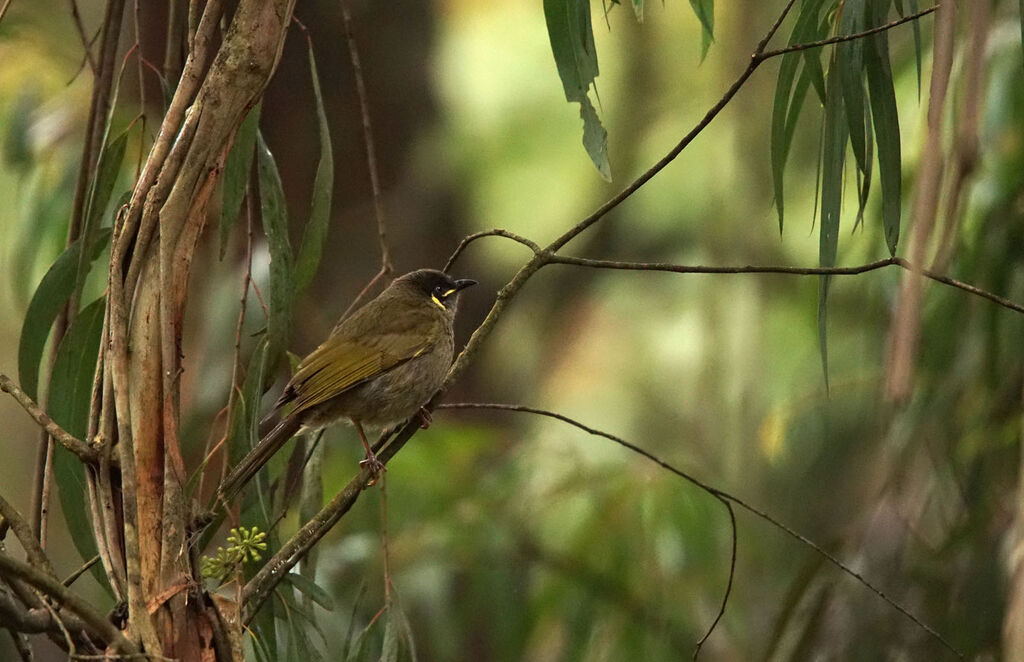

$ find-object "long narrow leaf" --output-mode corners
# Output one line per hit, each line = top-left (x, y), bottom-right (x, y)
(864, 0), (902, 256)
(818, 61), (849, 390)
(770, 0), (827, 231)
(294, 44), (334, 296)
(838, 0), (867, 172)
(18, 229), (111, 401)
(256, 132), (295, 371)
(220, 104), (262, 259)
(688, 0), (715, 59)
(48, 297), (110, 594)
(544, 0), (611, 179)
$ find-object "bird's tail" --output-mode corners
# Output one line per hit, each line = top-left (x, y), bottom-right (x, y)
(217, 415), (302, 505)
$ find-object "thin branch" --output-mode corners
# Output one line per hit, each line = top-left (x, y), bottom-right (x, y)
(0, 553), (138, 654)
(758, 6), (939, 60)
(443, 229), (543, 273)
(0, 0), (13, 32)
(0, 374), (99, 465)
(62, 555), (100, 588)
(436, 403), (963, 659)
(0, 585), (89, 637)
(339, 0), (391, 274)
(545, 255), (1024, 316)
(0, 495), (57, 578)
(67, 0), (98, 74)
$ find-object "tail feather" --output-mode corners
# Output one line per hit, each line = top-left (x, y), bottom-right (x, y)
(218, 416), (302, 504)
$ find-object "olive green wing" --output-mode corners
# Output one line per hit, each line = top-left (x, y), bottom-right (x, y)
(278, 332), (430, 417)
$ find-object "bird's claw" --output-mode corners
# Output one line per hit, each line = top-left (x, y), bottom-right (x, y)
(359, 452), (386, 486)
(417, 407), (432, 429)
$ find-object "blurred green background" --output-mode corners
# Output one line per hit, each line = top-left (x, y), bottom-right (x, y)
(1, 0), (1023, 660)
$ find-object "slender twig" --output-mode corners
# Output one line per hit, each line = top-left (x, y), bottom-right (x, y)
(0, 553), (138, 654)
(437, 403), (963, 659)
(759, 6), (939, 60)
(443, 229), (543, 273)
(0, 494), (57, 578)
(0, 374), (99, 464)
(66, 0), (98, 74)
(339, 0), (391, 274)
(62, 555), (101, 588)
(547, 254), (1024, 316)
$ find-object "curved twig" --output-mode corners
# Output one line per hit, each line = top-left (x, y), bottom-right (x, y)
(444, 229), (543, 273)
(437, 402), (963, 659)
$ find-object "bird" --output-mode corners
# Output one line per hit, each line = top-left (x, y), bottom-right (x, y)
(217, 269), (476, 503)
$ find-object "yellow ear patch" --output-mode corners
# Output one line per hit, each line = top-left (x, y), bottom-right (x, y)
(431, 295), (447, 310)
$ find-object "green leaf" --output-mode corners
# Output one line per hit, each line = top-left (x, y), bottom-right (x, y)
(85, 129), (127, 235)
(579, 96), (611, 182)
(853, 99), (874, 231)
(18, 229), (112, 401)
(48, 297), (110, 595)
(220, 104), (262, 259)
(294, 44), (334, 296)
(284, 572), (336, 611)
(256, 132), (295, 371)
(631, 0), (643, 22)
(544, 0), (612, 179)
(838, 0), (867, 172)
(688, 0), (715, 59)
(381, 612), (399, 662)
(770, 0), (828, 231)
(817, 60), (848, 390)
(864, 1), (902, 256)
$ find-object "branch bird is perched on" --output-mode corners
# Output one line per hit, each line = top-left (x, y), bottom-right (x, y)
(218, 269), (476, 503)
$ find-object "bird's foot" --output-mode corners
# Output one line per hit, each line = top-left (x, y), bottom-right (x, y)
(417, 407), (432, 429)
(359, 451), (386, 486)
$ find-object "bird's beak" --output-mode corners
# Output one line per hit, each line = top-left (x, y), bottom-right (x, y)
(453, 278), (477, 291)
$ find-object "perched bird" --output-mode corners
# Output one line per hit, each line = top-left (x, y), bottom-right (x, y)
(218, 269), (476, 502)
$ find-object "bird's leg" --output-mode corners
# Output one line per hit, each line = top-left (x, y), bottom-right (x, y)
(417, 407), (432, 429)
(353, 418), (385, 484)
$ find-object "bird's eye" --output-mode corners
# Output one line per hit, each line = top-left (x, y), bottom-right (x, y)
(433, 285), (446, 298)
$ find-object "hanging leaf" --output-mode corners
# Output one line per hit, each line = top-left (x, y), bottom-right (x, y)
(220, 104), (262, 259)
(853, 99), (874, 231)
(838, 0), (867, 172)
(18, 229), (111, 401)
(770, 0), (827, 231)
(380, 612), (399, 662)
(256, 132), (295, 371)
(864, 0), (902, 256)
(544, 0), (612, 179)
(48, 297), (110, 594)
(294, 43), (334, 296)
(284, 572), (336, 611)
(817, 60), (848, 390)
(84, 128), (128, 236)
(688, 0), (715, 59)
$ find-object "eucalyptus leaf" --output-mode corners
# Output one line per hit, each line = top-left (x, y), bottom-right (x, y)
(688, 0), (714, 60)
(256, 132), (295, 372)
(18, 229), (111, 401)
(817, 60), (848, 390)
(284, 572), (336, 611)
(220, 104), (262, 258)
(544, 0), (611, 179)
(294, 43), (334, 295)
(48, 297), (110, 594)
(864, 1), (902, 256)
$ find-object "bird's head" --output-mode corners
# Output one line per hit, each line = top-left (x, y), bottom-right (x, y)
(395, 269), (477, 315)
